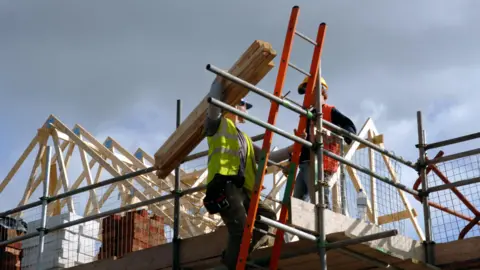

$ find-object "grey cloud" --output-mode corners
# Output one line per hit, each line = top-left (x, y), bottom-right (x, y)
(1, 1), (480, 169)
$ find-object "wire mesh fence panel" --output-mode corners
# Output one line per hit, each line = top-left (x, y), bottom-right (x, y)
(345, 146), (406, 235)
(0, 150), (213, 269)
(96, 208), (167, 261)
(428, 153), (480, 243)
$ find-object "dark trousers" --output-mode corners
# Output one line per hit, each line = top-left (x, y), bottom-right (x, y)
(293, 162), (333, 208)
(218, 181), (276, 269)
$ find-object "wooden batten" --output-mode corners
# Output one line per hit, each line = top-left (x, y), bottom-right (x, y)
(377, 208), (418, 225)
(357, 134), (383, 150)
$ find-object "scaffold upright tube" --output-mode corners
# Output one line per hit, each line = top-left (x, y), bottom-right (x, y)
(205, 64), (314, 119)
(37, 145), (52, 269)
(417, 111), (434, 264)
(208, 97), (421, 197)
(173, 99), (181, 269)
(322, 120), (416, 169)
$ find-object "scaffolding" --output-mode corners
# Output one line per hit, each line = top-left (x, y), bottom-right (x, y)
(205, 6), (418, 269)
(1, 4), (480, 270)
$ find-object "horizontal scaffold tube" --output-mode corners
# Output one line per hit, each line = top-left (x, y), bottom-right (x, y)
(322, 120), (416, 169)
(426, 147), (480, 165)
(208, 97), (420, 197)
(425, 131), (480, 150)
(206, 64), (314, 120)
(206, 65), (415, 169)
(257, 216), (317, 241)
(208, 97), (311, 147)
(0, 167), (157, 218)
(427, 176), (480, 193)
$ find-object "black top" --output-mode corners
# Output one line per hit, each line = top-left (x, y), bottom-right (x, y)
(297, 106), (357, 163)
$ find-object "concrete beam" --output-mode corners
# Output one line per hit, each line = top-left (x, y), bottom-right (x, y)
(289, 197), (425, 262)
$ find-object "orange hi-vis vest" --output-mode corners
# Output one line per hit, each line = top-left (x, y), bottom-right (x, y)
(322, 104), (341, 173)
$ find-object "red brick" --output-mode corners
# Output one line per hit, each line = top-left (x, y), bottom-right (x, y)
(98, 210), (169, 260)
(0, 248), (22, 270)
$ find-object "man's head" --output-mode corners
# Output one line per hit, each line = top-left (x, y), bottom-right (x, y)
(297, 76), (328, 103)
(225, 98), (253, 124)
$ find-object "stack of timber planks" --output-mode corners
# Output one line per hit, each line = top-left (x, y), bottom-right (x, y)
(154, 40), (277, 178)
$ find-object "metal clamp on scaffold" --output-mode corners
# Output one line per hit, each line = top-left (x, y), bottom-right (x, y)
(414, 157), (426, 174)
(311, 141), (324, 152)
(316, 180), (329, 188)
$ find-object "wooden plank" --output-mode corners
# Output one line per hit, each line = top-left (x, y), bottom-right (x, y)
(368, 130), (377, 224)
(357, 134), (383, 150)
(15, 143), (46, 217)
(434, 236), (480, 266)
(0, 135), (38, 193)
(68, 227), (228, 270)
(77, 133), (100, 215)
(327, 232), (407, 265)
(46, 141), (74, 216)
(51, 128), (76, 213)
(378, 208), (418, 225)
(384, 259), (440, 270)
(154, 40), (277, 178)
(68, 225), (440, 270)
(47, 163), (61, 216)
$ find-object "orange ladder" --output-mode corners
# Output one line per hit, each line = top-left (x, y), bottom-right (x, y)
(234, 6), (327, 270)
(268, 21), (326, 268)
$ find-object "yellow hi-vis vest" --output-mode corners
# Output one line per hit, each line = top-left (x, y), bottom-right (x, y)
(206, 117), (257, 191)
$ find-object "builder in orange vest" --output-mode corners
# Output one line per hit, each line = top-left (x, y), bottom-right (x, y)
(291, 76), (356, 209)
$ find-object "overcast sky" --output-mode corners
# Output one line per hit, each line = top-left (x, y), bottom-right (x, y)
(1, 1), (479, 241)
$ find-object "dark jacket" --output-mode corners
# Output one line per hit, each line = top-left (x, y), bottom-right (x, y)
(298, 106), (357, 163)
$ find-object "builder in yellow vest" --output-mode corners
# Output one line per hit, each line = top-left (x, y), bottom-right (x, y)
(203, 79), (283, 269)
(291, 76), (357, 209)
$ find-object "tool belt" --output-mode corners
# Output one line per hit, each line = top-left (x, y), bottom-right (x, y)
(203, 174), (244, 215)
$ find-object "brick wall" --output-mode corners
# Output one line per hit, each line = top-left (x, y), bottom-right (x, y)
(98, 209), (166, 260)
(0, 227), (24, 270)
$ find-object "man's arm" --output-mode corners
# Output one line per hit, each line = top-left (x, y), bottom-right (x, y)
(204, 79), (224, 137)
(253, 144), (293, 163)
(331, 107), (357, 144)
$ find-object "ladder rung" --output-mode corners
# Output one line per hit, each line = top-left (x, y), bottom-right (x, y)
(295, 30), (317, 46)
(288, 62), (310, 77)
